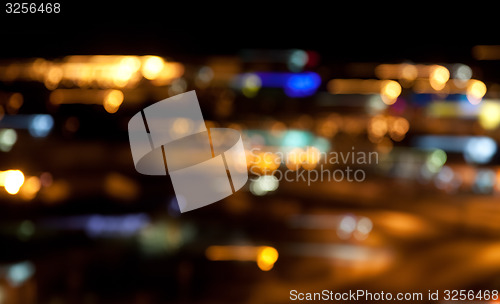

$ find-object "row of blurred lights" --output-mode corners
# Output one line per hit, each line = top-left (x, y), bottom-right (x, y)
(0, 55), (184, 114)
(380, 139), (500, 194)
(367, 115), (410, 143)
(0, 169), (45, 200)
(0, 55), (491, 119)
(0, 168), (143, 205)
(428, 164), (500, 195)
(248, 146), (323, 174)
(244, 114), (410, 171)
(246, 136), (498, 197)
(0, 114), (54, 138)
(328, 65), (486, 105)
(0, 55), (184, 89)
(233, 63), (487, 110)
(235, 72), (322, 98)
(327, 79), (402, 105)
(0, 52), (497, 201)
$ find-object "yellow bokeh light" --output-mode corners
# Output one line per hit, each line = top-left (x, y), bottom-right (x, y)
(479, 102), (500, 130)
(0, 170), (25, 195)
(368, 115), (388, 138)
(400, 64), (418, 82)
(242, 74), (261, 98)
(19, 176), (41, 200)
(103, 90), (124, 113)
(205, 245), (278, 271)
(376, 137), (393, 154)
(104, 173), (139, 201)
(8, 93), (24, 113)
(113, 64), (134, 87)
(257, 246), (279, 271)
(44, 66), (63, 90)
(467, 79), (487, 105)
(120, 56), (141, 73)
(380, 80), (401, 105)
(150, 63), (185, 86)
(389, 117), (410, 141)
(317, 119), (338, 138)
(254, 152), (280, 174)
(429, 65), (450, 90)
(270, 121), (287, 137)
(141, 56), (165, 80)
(302, 146), (320, 170)
(286, 148), (305, 171)
(393, 117), (410, 132)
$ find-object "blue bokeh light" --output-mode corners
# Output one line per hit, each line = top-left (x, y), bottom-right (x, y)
(29, 114), (54, 138)
(284, 72), (321, 98)
(249, 72), (321, 98)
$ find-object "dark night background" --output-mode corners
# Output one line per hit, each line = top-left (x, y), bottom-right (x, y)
(1, 3), (500, 304)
